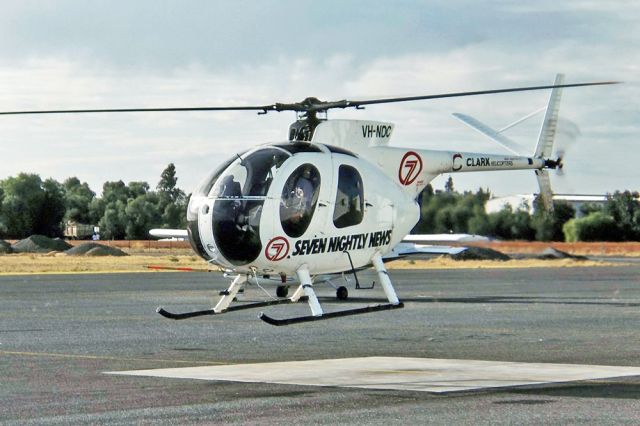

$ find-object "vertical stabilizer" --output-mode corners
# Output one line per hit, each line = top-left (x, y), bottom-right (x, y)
(533, 74), (565, 211)
(534, 74), (564, 158)
(535, 169), (554, 211)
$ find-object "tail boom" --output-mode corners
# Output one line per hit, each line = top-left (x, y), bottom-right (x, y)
(367, 146), (549, 197)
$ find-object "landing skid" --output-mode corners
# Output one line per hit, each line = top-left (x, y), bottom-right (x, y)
(156, 252), (403, 325)
(259, 302), (404, 326)
(261, 253), (403, 326)
(157, 298), (299, 320)
(157, 274), (307, 321)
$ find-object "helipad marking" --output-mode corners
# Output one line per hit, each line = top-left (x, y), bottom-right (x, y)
(106, 356), (640, 394)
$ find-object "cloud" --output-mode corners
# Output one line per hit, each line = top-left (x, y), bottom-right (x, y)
(0, 2), (636, 197)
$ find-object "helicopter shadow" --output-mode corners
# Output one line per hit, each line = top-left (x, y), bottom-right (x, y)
(321, 295), (640, 308)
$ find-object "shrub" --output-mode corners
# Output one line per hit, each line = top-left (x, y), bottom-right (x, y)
(563, 212), (621, 242)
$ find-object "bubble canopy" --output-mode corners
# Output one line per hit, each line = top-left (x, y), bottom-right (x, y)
(187, 146), (292, 265)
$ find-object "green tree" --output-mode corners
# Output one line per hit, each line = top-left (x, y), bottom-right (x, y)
(412, 186), (490, 235)
(579, 202), (603, 217)
(63, 177), (96, 224)
(128, 181), (150, 198)
(487, 206), (517, 239)
(156, 163), (187, 228)
(468, 205), (491, 235)
(102, 180), (130, 204)
(88, 197), (106, 225)
(433, 205), (456, 233)
(157, 163), (184, 201)
(0, 174), (46, 238)
(605, 191), (640, 240)
(97, 181), (134, 239)
(99, 200), (128, 239)
(161, 201), (187, 229)
(563, 212), (621, 242)
(0, 186), (5, 235)
(38, 178), (66, 237)
(125, 192), (161, 239)
(444, 176), (455, 193)
(532, 198), (575, 241)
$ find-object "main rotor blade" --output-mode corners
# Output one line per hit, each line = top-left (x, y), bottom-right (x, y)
(0, 80), (619, 116)
(0, 105), (275, 116)
(331, 80), (620, 110)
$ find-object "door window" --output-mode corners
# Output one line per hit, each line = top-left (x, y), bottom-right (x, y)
(333, 165), (364, 228)
(280, 164), (321, 237)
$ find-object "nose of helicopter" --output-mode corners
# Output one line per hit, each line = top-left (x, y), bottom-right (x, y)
(186, 191), (265, 267)
(186, 196), (213, 262)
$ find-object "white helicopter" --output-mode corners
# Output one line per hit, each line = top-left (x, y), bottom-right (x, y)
(2, 74), (616, 325)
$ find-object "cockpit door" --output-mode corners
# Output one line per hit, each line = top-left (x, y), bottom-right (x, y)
(275, 154), (334, 239)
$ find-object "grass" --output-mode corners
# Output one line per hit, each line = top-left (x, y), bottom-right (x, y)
(0, 251), (621, 275)
(0, 252), (215, 275)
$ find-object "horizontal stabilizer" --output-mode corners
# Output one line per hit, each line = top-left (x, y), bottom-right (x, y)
(384, 242), (467, 260)
(452, 113), (528, 155)
(149, 229), (189, 239)
(403, 233), (489, 243)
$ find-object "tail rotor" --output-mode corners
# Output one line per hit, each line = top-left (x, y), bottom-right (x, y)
(452, 73), (572, 212)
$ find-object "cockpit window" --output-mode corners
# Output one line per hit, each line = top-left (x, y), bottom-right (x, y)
(333, 165), (364, 228)
(193, 151), (245, 198)
(211, 148), (289, 198)
(280, 164), (321, 238)
(210, 147), (290, 266)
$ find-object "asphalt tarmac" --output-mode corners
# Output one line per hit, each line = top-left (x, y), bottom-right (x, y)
(1, 265), (639, 424)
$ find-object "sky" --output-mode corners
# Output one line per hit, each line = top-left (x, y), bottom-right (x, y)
(0, 0), (637, 197)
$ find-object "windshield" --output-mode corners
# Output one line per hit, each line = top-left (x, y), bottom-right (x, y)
(211, 148), (290, 198)
(210, 147), (290, 265)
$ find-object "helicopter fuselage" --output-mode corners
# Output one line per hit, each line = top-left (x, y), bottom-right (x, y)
(186, 119), (548, 276)
(187, 140), (418, 275)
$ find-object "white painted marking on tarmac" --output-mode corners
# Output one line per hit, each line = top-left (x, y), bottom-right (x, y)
(106, 357), (640, 394)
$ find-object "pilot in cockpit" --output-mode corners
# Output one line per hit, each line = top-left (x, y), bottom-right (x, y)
(289, 166), (314, 221)
(221, 174), (241, 197)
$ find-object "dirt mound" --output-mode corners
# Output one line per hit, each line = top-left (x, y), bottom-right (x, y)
(66, 242), (105, 256)
(66, 242), (128, 256)
(11, 235), (72, 253)
(449, 246), (511, 261)
(0, 240), (13, 254)
(85, 245), (128, 257)
(535, 247), (588, 261)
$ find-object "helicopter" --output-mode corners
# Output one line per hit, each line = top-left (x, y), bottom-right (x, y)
(1, 74), (617, 325)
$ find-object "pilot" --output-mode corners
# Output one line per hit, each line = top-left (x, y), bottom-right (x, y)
(217, 174), (242, 221)
(221, 174), (241, 197)
(292, 167), (314, 216)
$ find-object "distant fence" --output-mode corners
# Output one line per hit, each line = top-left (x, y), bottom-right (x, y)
(467, 241), (640, 257)
(4, 238), (640, 256)
(65, 240), (191, 250)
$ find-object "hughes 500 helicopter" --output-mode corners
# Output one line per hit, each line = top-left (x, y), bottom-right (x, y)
(1, 74), (616, 325)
